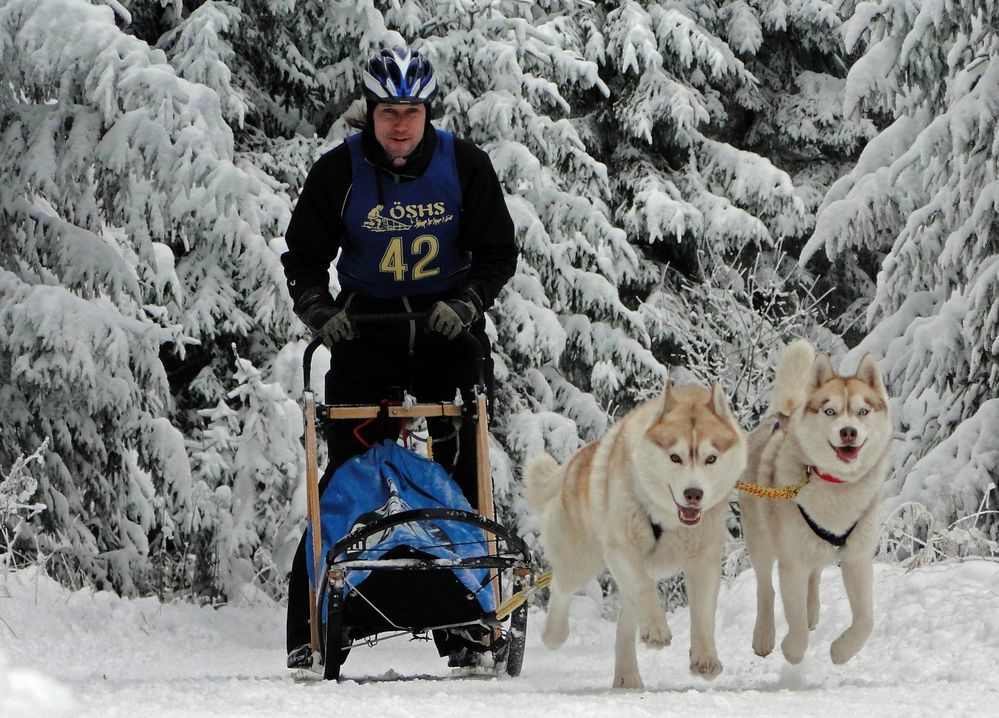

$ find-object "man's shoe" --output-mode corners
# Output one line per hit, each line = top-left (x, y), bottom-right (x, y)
(447, 646), (480, 669)
(446, 628), (492, 671)
(287, 644), (314, 670)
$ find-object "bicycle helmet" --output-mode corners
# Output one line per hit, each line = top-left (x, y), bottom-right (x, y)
(362, 46), (438, 104)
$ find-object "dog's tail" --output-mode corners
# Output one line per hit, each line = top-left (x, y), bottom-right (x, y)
(524, 453), (564, 511)
(768, 338), (816, 417)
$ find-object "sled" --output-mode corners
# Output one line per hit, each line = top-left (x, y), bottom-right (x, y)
(298, 313), (533, 681)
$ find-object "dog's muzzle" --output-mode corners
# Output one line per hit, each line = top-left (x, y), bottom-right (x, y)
(831, 442), (863, 462)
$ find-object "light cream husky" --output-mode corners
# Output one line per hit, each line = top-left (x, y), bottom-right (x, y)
(739, 339), (892, 665)
(525, 382), (747, 689)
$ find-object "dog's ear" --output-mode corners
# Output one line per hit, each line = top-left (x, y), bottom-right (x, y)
(856, 353), (887, 397)
(811, 353), (835, 387)
(709, 381), (734, 421)
(656, 379), (675, 419)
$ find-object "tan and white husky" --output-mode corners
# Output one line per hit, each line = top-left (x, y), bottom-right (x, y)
(525, 382), (747, 689)
(740, 339), (892, 665)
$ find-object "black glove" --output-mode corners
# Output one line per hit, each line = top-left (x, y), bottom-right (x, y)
(297, 300), (354, 346)
(427, 297), (479, 340)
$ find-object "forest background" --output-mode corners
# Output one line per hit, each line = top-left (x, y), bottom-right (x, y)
(1, 0), (996, 604)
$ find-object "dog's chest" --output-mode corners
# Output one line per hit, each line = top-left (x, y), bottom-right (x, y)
(646, 506), (726, 570)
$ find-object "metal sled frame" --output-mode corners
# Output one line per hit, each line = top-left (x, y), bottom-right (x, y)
(299, 314), (532, 680)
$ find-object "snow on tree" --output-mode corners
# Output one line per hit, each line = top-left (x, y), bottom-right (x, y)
(0, 0), (293, 594)
(0, 440), (49, 571)
(419, 4), (659, 471)
(802, 0), (999, 537)
(181, 350), (303, 602)
(592, 0), (868, 419)
(6, 0), (992, 598)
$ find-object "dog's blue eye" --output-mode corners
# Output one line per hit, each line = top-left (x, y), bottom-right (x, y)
(705, 455), (716, 465)
(670, 454), (682, 464)
(824, 408), (836, 416)
(858, 408), (869, 416)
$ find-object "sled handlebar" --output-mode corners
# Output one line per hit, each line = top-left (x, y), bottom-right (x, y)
(302, 312), (487, 393)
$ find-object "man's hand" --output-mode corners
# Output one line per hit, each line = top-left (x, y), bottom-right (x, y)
(316, 307), (354, 345)
(427, 298), (479, 340)
(297, 297), (354, 346)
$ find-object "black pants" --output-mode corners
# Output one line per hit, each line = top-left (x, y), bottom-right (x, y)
(286, 308), (493, 653)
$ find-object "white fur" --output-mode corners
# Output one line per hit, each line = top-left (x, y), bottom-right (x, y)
(740, 340), (892, 665)
(525, 383), (747, 688)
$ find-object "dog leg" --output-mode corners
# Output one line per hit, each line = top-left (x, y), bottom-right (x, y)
(612, 600), (643, 689)
(606, 547), (671, 649)
(751, 557), (776, 657)
(778, 562), (810, 664)
(542, 577), (574, 650)
(684, 558), (723, 679)
(830, 556), (874, 664)
(808, 569), (821, 631)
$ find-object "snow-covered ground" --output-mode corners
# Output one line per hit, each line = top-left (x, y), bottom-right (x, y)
(2, 561), (998, 717)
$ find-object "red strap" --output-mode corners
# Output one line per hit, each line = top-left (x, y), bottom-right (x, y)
(352, 416), (374, 449)
(351, 399), (405, 450)
(808, 465), (846, 484)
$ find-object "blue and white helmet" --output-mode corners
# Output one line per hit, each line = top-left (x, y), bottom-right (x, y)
(362, 46), (438, 104)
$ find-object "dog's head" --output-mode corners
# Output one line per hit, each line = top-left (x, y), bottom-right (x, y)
(794, 353), (892, 480)
(637, 382), (747, 527)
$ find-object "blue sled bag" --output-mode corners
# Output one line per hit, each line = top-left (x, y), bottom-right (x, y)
(306, 440), (496, 625)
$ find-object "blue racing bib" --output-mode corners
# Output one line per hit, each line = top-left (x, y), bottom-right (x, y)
(339, 130), (470, 297)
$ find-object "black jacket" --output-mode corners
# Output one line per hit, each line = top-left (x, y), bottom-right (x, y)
(281, 125), (518, 318)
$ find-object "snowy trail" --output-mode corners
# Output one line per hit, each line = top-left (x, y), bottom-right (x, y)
(3, 561), (998, 717)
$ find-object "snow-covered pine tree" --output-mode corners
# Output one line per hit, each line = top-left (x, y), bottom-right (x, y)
(592, 1), (879, 421)
(801, 0), (999, 540)
(0, 0), (293, 594)
(417, 3), (667, 478)
(0, 441), (48, 571)
(189, 350), (303, 602)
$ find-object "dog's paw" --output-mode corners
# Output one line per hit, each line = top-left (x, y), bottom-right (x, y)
(830, 626), (869, 664)
(542, 619), (569, 650)
(689, 652), (723, 680)
(640, 618), (672, 649)
(752, 623), (775, 657)
(613, 671), (644, 690)
(781, 633), (807, 665)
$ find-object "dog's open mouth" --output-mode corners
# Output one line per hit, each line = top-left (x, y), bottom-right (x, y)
(832, 443), (862, 462)
(676, 505), (702, 525)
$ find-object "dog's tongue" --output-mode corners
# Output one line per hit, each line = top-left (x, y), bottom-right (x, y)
(678, 506), (701, 525)
(835, 444), (860, 462)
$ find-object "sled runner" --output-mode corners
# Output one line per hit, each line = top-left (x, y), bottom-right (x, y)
(299, 314), (533, 681)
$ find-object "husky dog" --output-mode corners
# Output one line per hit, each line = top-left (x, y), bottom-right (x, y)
(525, 382), (747, 689)
(740, 339), (892, 665)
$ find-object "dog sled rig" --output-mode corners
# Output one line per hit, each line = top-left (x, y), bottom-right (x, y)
(298, 313), (545, 680)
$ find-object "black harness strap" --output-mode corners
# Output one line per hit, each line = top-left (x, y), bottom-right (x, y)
(650, 520), (663, 542)
(798, 505), (857, 548)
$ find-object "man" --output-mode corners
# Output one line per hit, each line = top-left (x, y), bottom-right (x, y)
(281, 46), (518, 670)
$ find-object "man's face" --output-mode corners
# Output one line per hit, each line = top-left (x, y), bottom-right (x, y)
(372, 103), (426, 168)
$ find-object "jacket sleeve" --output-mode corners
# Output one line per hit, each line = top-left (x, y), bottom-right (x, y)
(280, 145), (351, 316)
(453, 139), (519, 310)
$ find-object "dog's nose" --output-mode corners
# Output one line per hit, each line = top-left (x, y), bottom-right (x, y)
(683, 487), (703, 505)
(840, 426), (858, 443)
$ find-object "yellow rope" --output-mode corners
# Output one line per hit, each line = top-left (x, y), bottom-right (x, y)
(426, 434), (433, 461)
(736, 470), (810, 501)
(496, 475), (807, 622)
(494, 569), (552, 621)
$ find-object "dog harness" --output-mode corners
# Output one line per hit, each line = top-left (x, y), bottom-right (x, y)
(735, 419), (863, 547)
(650, 520), (663, 542)
(797, 506), (858, 547)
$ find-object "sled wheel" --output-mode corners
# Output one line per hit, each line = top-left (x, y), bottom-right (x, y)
(504, 601), (528, 677)
(496, 571), (528, 677)
(321, 574), (348, 681)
